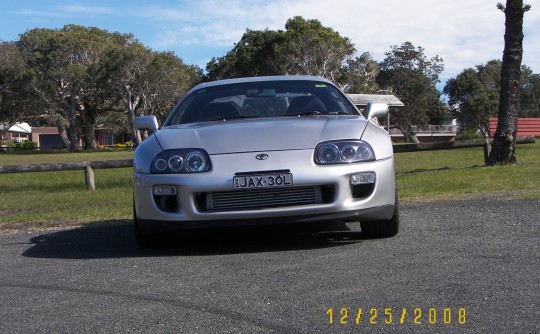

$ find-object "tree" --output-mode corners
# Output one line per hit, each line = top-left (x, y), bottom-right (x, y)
(444, 60), (501, 138)
(0, 41), (39, 146)
(378, 42), (445, 143)
(488, 0), (531, 165)
(18, 25), (135, 151)
(282, 16), (355, 84)
(444, 59), (539, 139)
(205, 16), (356, 87)
(102, 43), (201, 145)
(340, 52), (380, 93)
(205, 28), (287, 80)
(520, 65), (540, 117)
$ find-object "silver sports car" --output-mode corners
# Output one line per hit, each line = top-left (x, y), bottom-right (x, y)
(133, 75), (399, 247)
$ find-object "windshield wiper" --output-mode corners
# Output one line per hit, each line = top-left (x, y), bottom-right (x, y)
(205, 115), (259, 121)
(286, 111), (350, 117)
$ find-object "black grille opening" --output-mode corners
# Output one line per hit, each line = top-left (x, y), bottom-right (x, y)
(197, 185), (335, 212)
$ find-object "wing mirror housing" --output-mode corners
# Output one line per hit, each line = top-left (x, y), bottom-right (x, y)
(133, 115), (159, 132)
(365, 103), (389, 121)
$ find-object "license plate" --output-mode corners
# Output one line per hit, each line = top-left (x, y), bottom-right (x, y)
(233, 173), (293, 189)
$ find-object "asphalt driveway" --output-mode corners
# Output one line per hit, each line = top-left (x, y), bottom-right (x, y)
(0, 198), (538, 333)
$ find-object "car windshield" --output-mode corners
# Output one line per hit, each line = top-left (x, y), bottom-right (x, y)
(165, 80), (359, 125)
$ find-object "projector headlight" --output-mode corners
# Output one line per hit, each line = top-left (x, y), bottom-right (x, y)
(315, 140), (375, 164)
(151, 149), (211, 173)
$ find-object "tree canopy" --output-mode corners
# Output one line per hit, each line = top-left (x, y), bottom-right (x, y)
(205, 16), (356, 86)
(10, 24), (201, 150)
(444, 60), (502, 137)
(377, 42), (446, 143)
(2, 14), (539, 149)
(444, 59), (539, 138)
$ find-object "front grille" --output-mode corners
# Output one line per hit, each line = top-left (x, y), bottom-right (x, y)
(200, 186), (333, 211)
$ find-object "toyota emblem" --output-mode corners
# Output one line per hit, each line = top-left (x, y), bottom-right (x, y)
(256, 153), (269, 160)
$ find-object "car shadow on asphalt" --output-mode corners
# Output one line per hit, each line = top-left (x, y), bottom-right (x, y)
(21, 220), (371, 259)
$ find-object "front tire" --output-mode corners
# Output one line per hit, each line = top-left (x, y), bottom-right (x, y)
(360, 191), (400, 238)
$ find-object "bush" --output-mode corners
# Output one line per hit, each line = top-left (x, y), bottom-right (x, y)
(14, 141), (38, 151)
(456, 129), (483, 141)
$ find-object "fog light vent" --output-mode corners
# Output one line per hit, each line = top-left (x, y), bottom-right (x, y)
(350, 172), (376, 185)
(152, 185), (177, 196)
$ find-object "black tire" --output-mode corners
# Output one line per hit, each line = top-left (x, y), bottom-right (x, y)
(360, 191), (400, 238)
(133, 202), (174, 249)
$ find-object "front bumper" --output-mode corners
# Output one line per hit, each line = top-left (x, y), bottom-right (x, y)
(133, 150), (396, 229)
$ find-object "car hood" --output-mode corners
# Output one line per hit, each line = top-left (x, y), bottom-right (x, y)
(154, 116), (369, 154)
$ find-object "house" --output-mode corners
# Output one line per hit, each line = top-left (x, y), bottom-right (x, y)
(0, 122), (32, 147)
(1, 122), (32, 141)
(489, 118), (540, 138)
(31, 127), (64, 151)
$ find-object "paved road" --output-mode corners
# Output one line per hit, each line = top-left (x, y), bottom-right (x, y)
(0, 198), (538, 333)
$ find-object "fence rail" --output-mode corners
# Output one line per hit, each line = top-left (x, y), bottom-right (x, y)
(0, 136), (535, 190)
(0, 159), (133, 190)
(392, 136), (535, 153)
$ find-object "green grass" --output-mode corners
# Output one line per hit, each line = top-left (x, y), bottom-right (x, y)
(0, 143), (538, 231)
(395, 142), (540, 201)
(0, 150), (134, 165)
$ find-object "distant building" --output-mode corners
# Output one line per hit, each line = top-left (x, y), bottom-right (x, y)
(347, 93), (457, 143)
(0, 122), (32, 145)
(31, 127), (64, 151)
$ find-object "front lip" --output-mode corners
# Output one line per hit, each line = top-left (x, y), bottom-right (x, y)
(136, 205), (395, 233)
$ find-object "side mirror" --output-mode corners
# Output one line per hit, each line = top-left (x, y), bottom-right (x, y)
(365, 103), (389, 121)
(133, 115), (159, 132)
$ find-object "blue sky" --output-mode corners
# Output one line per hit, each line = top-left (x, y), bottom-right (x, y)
(1, 0), (539, 86)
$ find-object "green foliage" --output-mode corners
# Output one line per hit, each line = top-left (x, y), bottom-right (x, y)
(15, 25), (202, 151)
(444, 60), (501, 136)
(455, 129), (483, 141)
(520, 66), (540, 117)
(341, 52), (380, 93)
(14, 140), (38, 150)
(205, 16), (356, 86)
(0, 41), (39, 125)
(445, 60), (540, 137)
(377, 42), (446, 142)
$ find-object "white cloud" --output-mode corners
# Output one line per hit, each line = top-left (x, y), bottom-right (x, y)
(140, 0), (539, 81)
(6, 0), (538, 82)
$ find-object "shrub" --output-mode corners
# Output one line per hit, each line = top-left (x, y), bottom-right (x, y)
(14, 141), (38, 151)
(456, 129), (483, 141)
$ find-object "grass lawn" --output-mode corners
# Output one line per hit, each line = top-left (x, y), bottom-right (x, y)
(395, 142), (540, 201)
(0, 143), (538, 231)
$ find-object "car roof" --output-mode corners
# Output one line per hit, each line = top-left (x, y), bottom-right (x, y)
(190, 75), (335, 91)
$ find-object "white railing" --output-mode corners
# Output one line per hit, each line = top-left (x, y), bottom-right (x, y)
(388, 125), (457, 134)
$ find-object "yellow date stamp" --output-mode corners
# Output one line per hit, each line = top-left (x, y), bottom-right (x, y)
(326, 307), (467, 326)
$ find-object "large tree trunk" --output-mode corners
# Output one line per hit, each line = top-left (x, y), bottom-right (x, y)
(83, 109), (98, 150)
(56, 123), (70, 149)
(68, 95), (79, 152)
(124, 85), (143, 145)
(400, 126), (420, 143)
(488, 0), (529, 165)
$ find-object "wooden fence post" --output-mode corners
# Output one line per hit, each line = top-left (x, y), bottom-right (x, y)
(483, 142), (489, 165)
(85, 163), (95, 191)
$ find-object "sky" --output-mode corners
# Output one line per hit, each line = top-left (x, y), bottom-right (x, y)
(1, 0), (539, 89)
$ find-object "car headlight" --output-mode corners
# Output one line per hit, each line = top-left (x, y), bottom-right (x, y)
(151, 149), (211, 173)
(315, 140), (375, 164)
